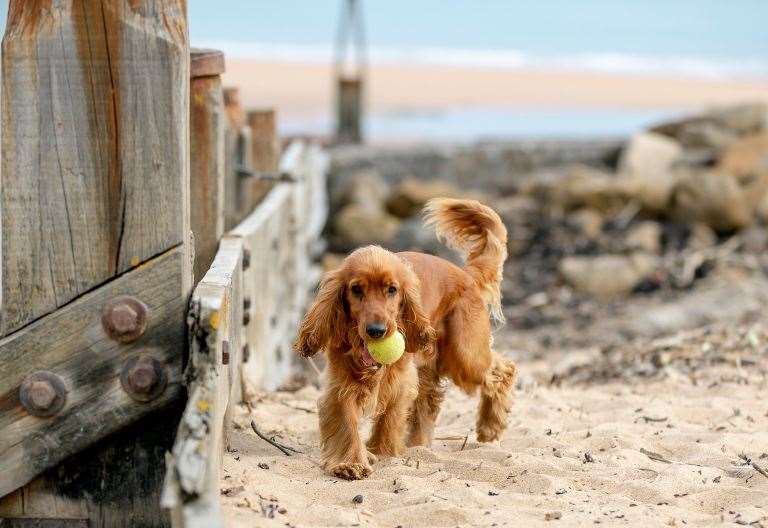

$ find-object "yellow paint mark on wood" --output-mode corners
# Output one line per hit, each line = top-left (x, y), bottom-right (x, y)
(209, 311), (220, 330)
(197, 400), (210, 413)
(130, 256), (141, 267)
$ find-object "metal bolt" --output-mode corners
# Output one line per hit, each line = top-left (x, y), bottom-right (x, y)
(243, 297), (252, 311)
(19, 371), (67, 417)
(243, 311), (251, 326)
(222, 340), (230, 365)
(242, 249), (251, 270)
(102, 296), (149, 343)
(242, 344), (250, 363)
(120, 356), (167, 402)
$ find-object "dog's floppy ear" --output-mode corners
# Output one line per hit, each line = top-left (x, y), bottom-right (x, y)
(398, 264), (435, 356)
(294, 270), (347, 357)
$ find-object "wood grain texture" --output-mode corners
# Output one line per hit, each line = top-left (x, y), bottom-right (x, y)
(0, 246), (187, 498)
(190, 53), (225, 283)
(1, 0), (190, 335)
(163, 238), (243, 528)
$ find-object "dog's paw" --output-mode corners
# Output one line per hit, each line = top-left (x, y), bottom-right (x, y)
(329, 462), (372, 480)
(476, 424), (502, 443)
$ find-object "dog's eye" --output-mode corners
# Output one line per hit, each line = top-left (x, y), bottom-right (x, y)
(387, 286), (398, 296)
(351, 285), (364, 297)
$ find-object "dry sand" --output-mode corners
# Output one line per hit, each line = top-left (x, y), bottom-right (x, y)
(222, 60), (768, 121)
(221, 338), (768, 528)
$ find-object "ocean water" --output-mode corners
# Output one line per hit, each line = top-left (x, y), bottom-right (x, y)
(1, 1), (765, 139)
(187, 0), (768, 80)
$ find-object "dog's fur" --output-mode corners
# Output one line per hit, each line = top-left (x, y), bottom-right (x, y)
(294, 198), (517, 480)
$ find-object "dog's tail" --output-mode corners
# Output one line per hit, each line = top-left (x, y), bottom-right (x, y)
(423, 198), (508, 323)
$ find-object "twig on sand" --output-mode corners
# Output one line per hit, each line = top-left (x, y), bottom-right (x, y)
(460, 434), (469, 451)
(251, 421), (301, 456)
(435, 435), (466, 441)
(739, 454), (768, 480)
(640, 447), (672, 464)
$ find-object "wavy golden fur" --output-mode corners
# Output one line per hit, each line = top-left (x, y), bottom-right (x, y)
(295, 198), (517, 480)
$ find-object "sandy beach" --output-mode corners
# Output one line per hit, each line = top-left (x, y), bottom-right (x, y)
(221, 323), (768, 528)
(222, 60), (768, 122)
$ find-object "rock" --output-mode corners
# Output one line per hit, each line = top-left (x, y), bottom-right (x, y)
(559, 254), (658, 299)
(568, 208), (604, 239)
(321, 253), (345, 273)
(625, 221), (662, 254)
(618, 132), (683, 211)
(717, 132), (768, 182)
(390, 217), (460, 264)
(687, 223), (718, 251)
(332, 168), (390, 212)
(671, 170), (753, 232)
(651, 103), (768, 149)
(556, 165), (634, 213)
(333, 203), (401, 248)
(385, 178), (461, 218)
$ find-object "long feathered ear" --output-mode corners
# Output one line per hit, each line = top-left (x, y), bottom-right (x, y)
(398, 265), (435, 356)
(294, 270), (347, 357)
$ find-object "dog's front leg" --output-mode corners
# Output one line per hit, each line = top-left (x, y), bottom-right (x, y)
(318, 386), (372, 480)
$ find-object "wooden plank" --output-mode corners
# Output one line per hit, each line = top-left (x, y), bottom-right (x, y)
(163, 238), (244, 528)
(1, 1), (190, 335)
(0, 246), (187, 499)
(190, 49), (226, 283)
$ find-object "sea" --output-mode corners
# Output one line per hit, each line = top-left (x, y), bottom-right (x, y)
(2, 1), (766, 140)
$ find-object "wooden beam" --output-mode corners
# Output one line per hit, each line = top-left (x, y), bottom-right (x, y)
(163, 239), (244, 528)
(1, 0), (191, 335)
(0, 247), (187, 499)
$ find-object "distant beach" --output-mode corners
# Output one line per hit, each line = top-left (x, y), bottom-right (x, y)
(221, 59), (768, 142)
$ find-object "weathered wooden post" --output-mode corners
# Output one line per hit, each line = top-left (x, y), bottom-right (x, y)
(190, 48), (226, 283)
(0, 2), (191, 526)
(334, 0), (366, 144)
(247, 108), (281, 205)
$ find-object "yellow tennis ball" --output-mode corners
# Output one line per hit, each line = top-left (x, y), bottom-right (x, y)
(366, 330), (406, 364)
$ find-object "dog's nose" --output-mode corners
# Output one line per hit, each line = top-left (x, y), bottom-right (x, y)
(365, 323), (386, 339)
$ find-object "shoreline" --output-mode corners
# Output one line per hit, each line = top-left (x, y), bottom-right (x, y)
(222, 60), (768, 121)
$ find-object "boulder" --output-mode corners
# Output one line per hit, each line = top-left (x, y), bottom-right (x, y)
(332, 168), (390, 213)
(717, 132), (768, 182)
(569, 208), (604, 239)
(672, 170), (753, 232)
(651, 103), (768, 149)
(555, 164), (635, 213)
(390, 218), (460, 264)
(687, 223), (718, 251)
(333, 203), (401, 248)
(385, 178), (461, 218)
(618, 132), (683, 211)
(625, 221), (662, 254)
(559, 254), (658, 299)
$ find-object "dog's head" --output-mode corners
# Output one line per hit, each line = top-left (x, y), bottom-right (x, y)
(294, 246), (434, 365)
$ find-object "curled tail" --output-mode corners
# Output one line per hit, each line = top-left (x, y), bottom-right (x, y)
(423, 198), (508, 323)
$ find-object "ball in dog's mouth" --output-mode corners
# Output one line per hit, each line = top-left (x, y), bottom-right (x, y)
(360, 341), (380, 368)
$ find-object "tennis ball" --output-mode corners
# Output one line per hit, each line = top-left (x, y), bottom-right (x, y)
(365, 330), (406, 365)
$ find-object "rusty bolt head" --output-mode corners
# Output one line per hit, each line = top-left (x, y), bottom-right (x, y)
(243, 297), (252, 311)
(242, 249), (251, 270)
(102, 296), (149, 343)
(242, 344), (250, 363)
(243, 312), (251, 326)
(120, 356), (167, 402)
(19, 371), (67, 417)
(222, 340), (230, 365)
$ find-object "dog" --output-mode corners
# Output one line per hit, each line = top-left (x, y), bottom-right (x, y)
(294, 198), (517, 480)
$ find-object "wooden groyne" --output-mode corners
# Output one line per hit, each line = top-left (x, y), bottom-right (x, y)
(0, 3), (327, 527)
